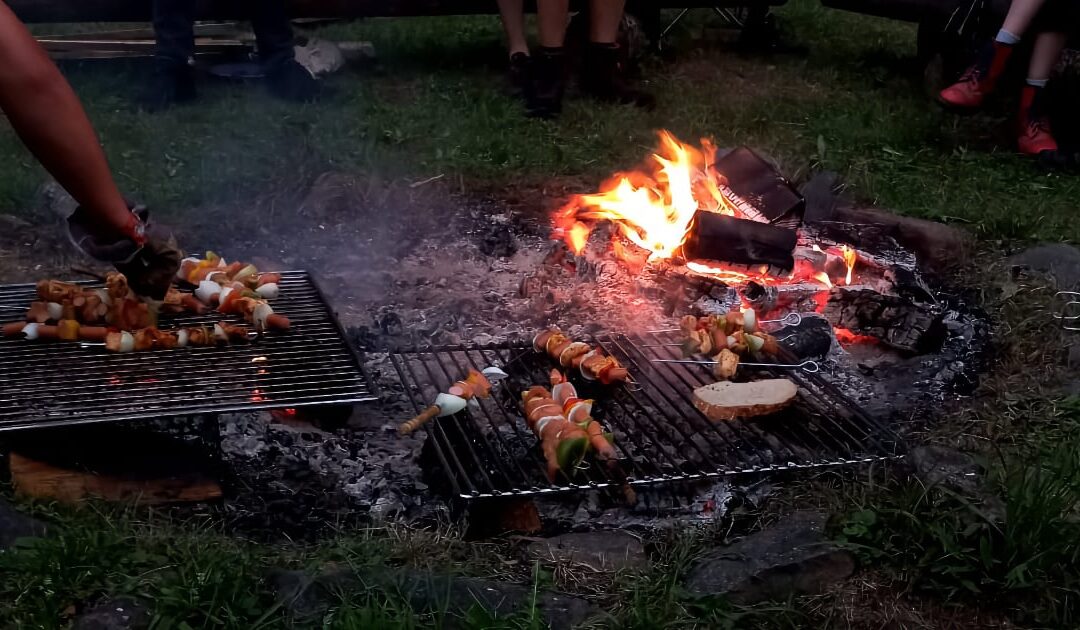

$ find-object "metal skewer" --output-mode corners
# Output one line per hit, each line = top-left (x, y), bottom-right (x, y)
(1055, 291), (1080, 331)
(651, 358), (820, 373)
(641, 332), (798, 349)
(645, 312), (803, 334)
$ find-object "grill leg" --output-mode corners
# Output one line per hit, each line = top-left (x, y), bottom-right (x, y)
(198, 414), (228, 491)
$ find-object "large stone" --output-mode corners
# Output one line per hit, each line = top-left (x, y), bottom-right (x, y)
(527, 530), (647, 572)
(907, 445), (980, 494)
(73, 598), (149, 630)
(272, 566), (601, 629)
(0, 498), (47, 550)
(1009, 243), (1080, 290)
(685, 511), (854, 603)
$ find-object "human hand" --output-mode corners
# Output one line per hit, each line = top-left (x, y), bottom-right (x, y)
(68, 205), (182, 301)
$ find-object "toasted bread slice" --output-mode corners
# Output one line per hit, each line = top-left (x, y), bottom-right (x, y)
(693, 379), (799, 421)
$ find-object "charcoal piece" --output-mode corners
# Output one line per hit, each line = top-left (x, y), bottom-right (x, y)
(682, 212), (797, 271)
(712, 146), (805, 228)
(823, 288), (946, 354)
(776, 315), (833, 359)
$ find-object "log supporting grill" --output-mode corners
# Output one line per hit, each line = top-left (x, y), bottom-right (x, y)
(390, 335), (904, 500)
(0, 271), (375, 431)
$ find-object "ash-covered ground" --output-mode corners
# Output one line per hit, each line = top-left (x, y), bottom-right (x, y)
(0, 173), (989, 536)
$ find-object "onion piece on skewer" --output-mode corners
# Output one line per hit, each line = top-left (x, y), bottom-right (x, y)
(255, 283), (279, 299)
(195, 280), (221, 305)
(434, 393), (467, 416)
(118, 331), (135, 353)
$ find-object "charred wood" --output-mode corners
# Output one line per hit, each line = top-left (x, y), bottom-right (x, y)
(823, 288), (946, 354)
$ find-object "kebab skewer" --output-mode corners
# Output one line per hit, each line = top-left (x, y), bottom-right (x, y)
(521, 372), (617, 482)
(675, 311), (781, 358)
(532, 329), (630, 385)
(3, 320), (252, 352)
(397, 367), (509, 436)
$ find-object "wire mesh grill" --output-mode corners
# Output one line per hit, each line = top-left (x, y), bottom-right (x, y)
(0, 271), (375, 431)
(390, 335), (904, 499)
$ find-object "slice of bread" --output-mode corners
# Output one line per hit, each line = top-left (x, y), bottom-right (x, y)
(693, 379), (800, 421)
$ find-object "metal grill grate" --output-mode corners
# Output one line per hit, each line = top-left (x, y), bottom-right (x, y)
(0, 271), (375, 431)
(390, 335), (904, 499)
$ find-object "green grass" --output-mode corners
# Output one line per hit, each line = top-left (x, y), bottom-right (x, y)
(835, 397), (1080, 627)
(1, 2), (1077, 240)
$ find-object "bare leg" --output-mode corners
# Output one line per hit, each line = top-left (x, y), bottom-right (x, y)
(1001, 0), (1048, 38)
(497, 0), (529, 56)
(588, 0), (626, 43)
(536, 0), (569, 48)
(1027, 30), (1067, 81)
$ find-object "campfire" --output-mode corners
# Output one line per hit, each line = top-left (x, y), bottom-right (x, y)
(553, 131), (856, 293)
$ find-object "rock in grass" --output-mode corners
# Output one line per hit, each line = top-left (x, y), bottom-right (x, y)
(73, 598), (149, 630)
(907, 445), (980, 494)
(272, 567), (601, 629)
(684, 511), (854, 603)
(527, 530), (648, 572)
(1009, 243), (1080, 290)
(0, 498), (47, 550)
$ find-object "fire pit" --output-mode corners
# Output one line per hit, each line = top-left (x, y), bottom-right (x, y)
(374, 131), (986, 516)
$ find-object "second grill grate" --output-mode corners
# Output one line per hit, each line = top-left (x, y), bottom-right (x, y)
(390, 335), (904, 500)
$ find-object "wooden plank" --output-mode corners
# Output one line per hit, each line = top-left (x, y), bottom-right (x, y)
(8, 0), (785, 23)
(10, 452), (222, 505)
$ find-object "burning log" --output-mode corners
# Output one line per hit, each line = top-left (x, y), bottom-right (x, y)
(822, 288), (946, 354)
(682, 212), (798, 271)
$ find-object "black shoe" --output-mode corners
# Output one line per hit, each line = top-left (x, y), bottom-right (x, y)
(266, 59), (321, 103)
(526, 47), (565, 119)
(139, 61), (196, 112)
(508, 52), (532, 96)
(581, 42), (655, 110)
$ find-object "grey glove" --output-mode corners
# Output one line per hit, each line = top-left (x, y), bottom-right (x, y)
(68, 205), (183, 301)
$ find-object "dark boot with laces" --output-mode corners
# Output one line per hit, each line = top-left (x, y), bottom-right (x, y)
(508, 52), (532, 97)
(526, 47), (566, 119)
(581, 42), (655, 110)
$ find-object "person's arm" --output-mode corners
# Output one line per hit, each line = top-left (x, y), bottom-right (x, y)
(0, 2), (138, 242)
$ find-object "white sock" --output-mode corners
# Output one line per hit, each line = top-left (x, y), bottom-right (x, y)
(995, 29), (1020, 45)
(1026, 78), (1048, 88)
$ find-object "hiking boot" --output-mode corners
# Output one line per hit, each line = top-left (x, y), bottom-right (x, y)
(139, 60), (196, 112)
(508, 52), (532, 96)
(266, 58), (321, 103)
(581, 42), (655, 110)
(1017, 85), (1059, 156)
(527, 47), (565, 119)
(938, 40), (1013, 110)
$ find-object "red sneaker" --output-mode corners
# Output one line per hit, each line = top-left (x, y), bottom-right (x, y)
(938, 41), (1013, 110)
(1017, 85), (1058, 156)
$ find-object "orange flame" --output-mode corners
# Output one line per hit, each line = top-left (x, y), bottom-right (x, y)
(841, 245), (857, 285)
(555, 131), (740, 261)
(567, 221), (591, 255)
(813, 272), (833, 288)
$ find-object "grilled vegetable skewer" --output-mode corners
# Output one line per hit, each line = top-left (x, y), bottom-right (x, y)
(531, 329), (630, 384)
(4, 320), (252, 352)
(398, 367), (508, 436)
(521, 371), (616, 482)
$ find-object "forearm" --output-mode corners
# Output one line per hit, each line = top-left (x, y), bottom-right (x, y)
(0, 3), (134, 238)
